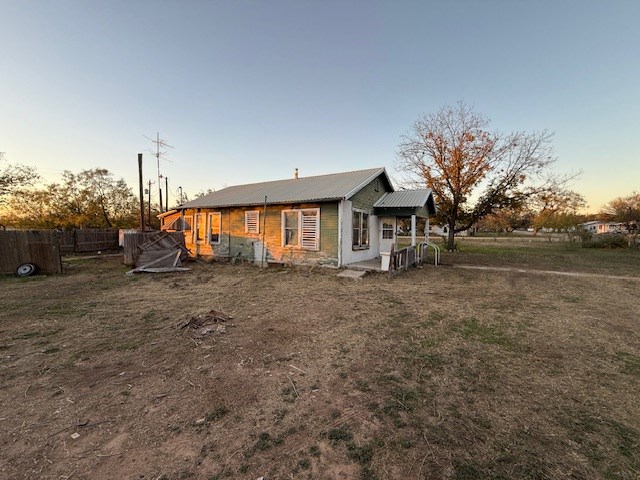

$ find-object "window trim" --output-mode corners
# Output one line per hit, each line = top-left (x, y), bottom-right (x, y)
(245, 210), (260, 234)
(352, 209), (370, 250)
(281, 208), (320, 251)
(382, 221), (394, 240)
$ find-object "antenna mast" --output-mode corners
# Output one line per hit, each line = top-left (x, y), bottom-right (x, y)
(145, 132), (173, 213)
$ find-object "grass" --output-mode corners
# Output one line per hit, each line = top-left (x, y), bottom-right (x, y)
(442, 237), (640, 276)
(0, 252), (638, 479)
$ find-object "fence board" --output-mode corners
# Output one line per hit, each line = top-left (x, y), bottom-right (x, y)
(123, 231), (187, 266)
(55, 229), (119, 253)
(75, 229), (119, 252)
(0, 230), (62, 274)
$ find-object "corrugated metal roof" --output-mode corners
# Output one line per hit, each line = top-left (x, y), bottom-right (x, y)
(374, 189), (434, 208)
(180, 168), (391, 209)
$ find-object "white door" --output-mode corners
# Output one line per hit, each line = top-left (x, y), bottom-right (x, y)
(379, 217), (396, 253)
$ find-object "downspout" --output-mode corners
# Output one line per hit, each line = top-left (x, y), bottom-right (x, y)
(337, 199), (343, 267)
(261, 196), (267, 268)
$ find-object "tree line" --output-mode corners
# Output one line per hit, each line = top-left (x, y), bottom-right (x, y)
(0, 155), (160, 229)
(2, 103), (638, 238)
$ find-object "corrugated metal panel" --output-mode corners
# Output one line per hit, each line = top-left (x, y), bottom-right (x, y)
(181, 168), (389, 209)
(373, 190), (433, 208)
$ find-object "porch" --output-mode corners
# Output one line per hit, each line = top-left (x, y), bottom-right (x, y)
(345, 241), (440, 274)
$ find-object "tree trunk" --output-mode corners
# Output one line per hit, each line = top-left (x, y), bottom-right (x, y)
(447, 222), (456, 251)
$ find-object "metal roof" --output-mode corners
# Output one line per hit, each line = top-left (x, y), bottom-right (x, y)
(373, 189), (436, 214)
(180, 168), (392, 209)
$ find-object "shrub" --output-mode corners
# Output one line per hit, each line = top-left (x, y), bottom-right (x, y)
(582, 233), (628, 249)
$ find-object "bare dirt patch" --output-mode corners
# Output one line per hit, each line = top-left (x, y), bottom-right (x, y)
(0, 254), (638, 479)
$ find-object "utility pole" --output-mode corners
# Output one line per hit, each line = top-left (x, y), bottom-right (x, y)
(165, 176), (169, 212)
(138, 153), (145, 232)
(147, 179), (154, 228)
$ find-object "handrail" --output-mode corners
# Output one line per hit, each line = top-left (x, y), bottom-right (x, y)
(418, 240), (440, 266)
(425, 240), (440, 266)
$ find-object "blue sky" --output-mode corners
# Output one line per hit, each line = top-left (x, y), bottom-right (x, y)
(1, 0), (638, 211)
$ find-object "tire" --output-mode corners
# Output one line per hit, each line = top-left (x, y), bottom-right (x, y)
(16, 263), (37, 277)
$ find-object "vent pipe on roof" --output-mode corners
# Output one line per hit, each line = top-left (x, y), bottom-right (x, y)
(294, 168), (299, 179)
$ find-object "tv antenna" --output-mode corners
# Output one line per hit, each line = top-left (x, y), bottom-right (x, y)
(144, 132), (173, 213)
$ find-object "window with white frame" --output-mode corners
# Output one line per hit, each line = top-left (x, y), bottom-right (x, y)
(382, 221), (394, 239)
(245, 210), (260, 234)
(208, 212), (221, 244)
(281, 208), (319, 250)
(352, 210), (369, 249)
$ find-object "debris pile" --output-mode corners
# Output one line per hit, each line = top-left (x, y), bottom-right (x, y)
(178, 309), (233, 337)
(126, 232), (190, 274)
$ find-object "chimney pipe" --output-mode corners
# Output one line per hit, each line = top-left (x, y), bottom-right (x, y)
(294, 168), (299, 179)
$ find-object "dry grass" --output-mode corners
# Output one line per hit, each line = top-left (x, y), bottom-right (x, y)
(441, 237), (640, 277)
(0, 248), (638, 479)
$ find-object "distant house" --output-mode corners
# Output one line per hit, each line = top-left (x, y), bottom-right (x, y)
(159, 168), (436, 267)
(580, 221), (629, 235)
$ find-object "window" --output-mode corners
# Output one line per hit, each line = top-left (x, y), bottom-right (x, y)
(195, 213), (206, 244)
(282, 208), (319, 250)
(283, 210), (299, 246)
(208, 212), (221, 244)
(182, 215), (193, 232)
(245, 210), (260, 234)
(382, 222), (394, 240)
(352, 210), (369, 249)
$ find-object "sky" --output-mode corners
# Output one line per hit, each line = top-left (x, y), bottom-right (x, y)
(1, 0), (638, 212)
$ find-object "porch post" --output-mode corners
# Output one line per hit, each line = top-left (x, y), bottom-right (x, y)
(411, 214), (417, 247)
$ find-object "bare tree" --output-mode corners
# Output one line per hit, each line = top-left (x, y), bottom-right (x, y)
(397, 102), (565, 250)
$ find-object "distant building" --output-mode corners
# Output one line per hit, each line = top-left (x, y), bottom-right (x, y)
(580, 221), (629, 235)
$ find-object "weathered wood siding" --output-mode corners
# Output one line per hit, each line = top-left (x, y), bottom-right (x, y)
(173, 203), (339, 266)
(0, 230), (62, 274)
(349, 175), (390, 212)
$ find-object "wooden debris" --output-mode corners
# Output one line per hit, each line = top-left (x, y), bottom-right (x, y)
(178, 310), (234, 337)
(126, 266), (190, 275)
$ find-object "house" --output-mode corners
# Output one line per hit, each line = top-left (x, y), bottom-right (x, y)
(580, 221), (629, 235)
(159, 167), (436, 268)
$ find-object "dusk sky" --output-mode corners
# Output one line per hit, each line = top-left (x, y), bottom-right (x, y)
(1, 0), (638, 212)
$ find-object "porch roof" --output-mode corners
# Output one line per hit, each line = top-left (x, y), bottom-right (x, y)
(373, 189), (436, 217)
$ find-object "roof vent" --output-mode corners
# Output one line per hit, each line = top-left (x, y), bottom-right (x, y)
(294, 168), (299, 179)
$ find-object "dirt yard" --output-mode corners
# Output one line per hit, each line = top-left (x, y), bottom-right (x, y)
(1, 250), (639, 479)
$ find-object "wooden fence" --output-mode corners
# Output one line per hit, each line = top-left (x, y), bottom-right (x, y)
(56, 229), (119, 254)
(0, 230), (62, 274)
(122, 231), (188, 266)
(388, 243), (433, 275)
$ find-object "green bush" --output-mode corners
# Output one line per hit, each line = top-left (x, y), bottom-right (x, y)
(582, 233), (628, 249)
